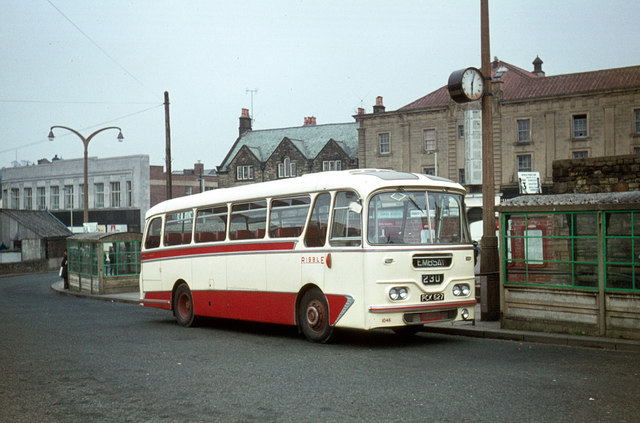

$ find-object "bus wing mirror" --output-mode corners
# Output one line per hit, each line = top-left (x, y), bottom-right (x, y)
(349, 202), (362, 214)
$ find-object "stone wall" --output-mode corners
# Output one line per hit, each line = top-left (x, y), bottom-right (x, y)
(553, 154), (640, 194)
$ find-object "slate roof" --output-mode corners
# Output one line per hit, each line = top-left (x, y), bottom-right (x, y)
(398, 60), (640, 111)
(218, 122), (358, 172)
(0, 209), (72, 238)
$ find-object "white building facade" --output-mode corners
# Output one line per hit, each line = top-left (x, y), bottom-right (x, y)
(1, 155), (150, 233)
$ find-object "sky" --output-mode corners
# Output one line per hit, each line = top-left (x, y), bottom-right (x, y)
(2, 0), (639, 172)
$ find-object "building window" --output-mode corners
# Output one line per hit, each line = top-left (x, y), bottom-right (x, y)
(64, 185), (74, 210)
(573, 151), (588, 159)
(634, 109), (640, 134)
(111, 182), (121, 208)
(378, 133), (390, 154)
(126, 181), (132, 207)
(278, 157), (297, 178)
(517, 155), (532, 172)
(517, 119), (531, 143)
(634, 146), (640, 155)
(424, 129), (436, 152)
(185, 186), (193, 196)
(24, 187), (32, 210)
(37, 187), (46, 210)
(423, 167), (435, 176)
(236, 165), (254, 181)
(11, 188), (20, 209)
(458, 125), (464, 139)
(50, 186), (60, 210)
(459, 169), (465, 185)
(94, 183), (104, 208)
(79, 184), (84, 209)
(572, 114), (588, 138)
(323, 160), (342, 171)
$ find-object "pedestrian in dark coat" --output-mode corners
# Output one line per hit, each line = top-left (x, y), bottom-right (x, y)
(60, 250), (69, 289)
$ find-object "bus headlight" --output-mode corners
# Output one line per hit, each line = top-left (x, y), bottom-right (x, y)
(452, 284), (471, 297)
(389, 287), (408, 301)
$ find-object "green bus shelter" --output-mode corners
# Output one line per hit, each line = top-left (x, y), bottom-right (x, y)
(67, 232), (141, 295)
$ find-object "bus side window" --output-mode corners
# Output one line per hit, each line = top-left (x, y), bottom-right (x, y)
(330, 191), (362, 247)
(230, 200), (267, 240)
(304, 193), (331, 247)
(269, 196), (310, 238)
(195, 205), (228, 243)
(144, 217), (162, 249)
(164, 210), (193, 246)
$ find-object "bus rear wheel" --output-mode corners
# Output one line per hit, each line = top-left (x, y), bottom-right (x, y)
(174, 284), (195, 327)
(298, 288), (333, 343)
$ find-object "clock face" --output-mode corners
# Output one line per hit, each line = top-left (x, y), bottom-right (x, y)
(461, 68), (484, 100)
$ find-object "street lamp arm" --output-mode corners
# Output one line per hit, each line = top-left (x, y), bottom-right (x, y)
(50, 125), (123, 145)
(47, 124), (124, 228)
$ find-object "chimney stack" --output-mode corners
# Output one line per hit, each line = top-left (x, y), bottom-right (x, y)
(304, 116), (317, 126)
(532, 56), (545, 77)
(239, 108), (252, 136)
(357, 107), (365, 115)
(373, 96), (385, 114)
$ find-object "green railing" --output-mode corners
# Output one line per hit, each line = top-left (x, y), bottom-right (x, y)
(502, 210), (639, 292)
(68, 240), (140, 278)
(604, 211), (640, 291)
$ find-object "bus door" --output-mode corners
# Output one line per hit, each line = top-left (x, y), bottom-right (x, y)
(300, 193), (331, 289)
(141, 217), (163, 292)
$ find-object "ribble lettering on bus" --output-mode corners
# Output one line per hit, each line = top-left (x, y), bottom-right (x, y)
(301, 256), (326, 265)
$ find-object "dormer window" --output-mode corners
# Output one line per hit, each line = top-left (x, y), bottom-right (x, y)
(278, 157), (297, 178)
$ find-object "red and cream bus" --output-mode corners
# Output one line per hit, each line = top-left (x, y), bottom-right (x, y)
(140, 169), (476, 342)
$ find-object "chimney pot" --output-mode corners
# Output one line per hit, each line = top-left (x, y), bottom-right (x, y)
(239, 108), (252, 136)
(373, 96), (386, 114)
(303, 116), (317, 126)
(357, 107), (365, 115)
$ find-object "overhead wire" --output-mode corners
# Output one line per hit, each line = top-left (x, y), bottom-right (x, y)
(0, 104), (163, 155)
(45, 0), (160, 102)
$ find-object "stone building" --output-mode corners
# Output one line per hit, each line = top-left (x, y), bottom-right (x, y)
(216, 109), (358, 188)
(355, 58), (640, 205)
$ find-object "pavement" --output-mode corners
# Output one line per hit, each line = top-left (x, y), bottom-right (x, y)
(50, 280), (640, 352)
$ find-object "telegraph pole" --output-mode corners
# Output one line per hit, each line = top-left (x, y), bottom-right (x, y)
(480, 0), (500, 320)
(164, 91), (173, 200)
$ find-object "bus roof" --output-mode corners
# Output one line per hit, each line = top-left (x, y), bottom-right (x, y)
(146, 169), (465, 219)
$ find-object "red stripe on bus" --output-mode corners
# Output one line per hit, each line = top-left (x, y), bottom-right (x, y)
(141, 289), (353, 327)
(140, 241), (296, 261)
(368, 299), (477, 313)
(140, 291), (172, 310)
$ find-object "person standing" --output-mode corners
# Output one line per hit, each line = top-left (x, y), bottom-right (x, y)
(60, 250), (69, 289)
(108, 246), (116, 276)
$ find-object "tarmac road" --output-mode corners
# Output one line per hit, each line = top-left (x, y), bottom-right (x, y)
(2, 272), (640, 422)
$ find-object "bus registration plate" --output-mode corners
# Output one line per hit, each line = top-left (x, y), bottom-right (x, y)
(422, 273), (443, 285)
(421, 293), (444, 302)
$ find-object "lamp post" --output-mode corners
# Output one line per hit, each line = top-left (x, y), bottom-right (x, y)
(48, 125), (124, 226)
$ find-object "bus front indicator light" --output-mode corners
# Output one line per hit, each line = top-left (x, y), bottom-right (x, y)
(461, 309), (470, 320)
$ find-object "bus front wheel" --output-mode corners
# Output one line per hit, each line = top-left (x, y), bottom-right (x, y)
(298, 288), (333, 343)
(174, 284), (195, 327)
